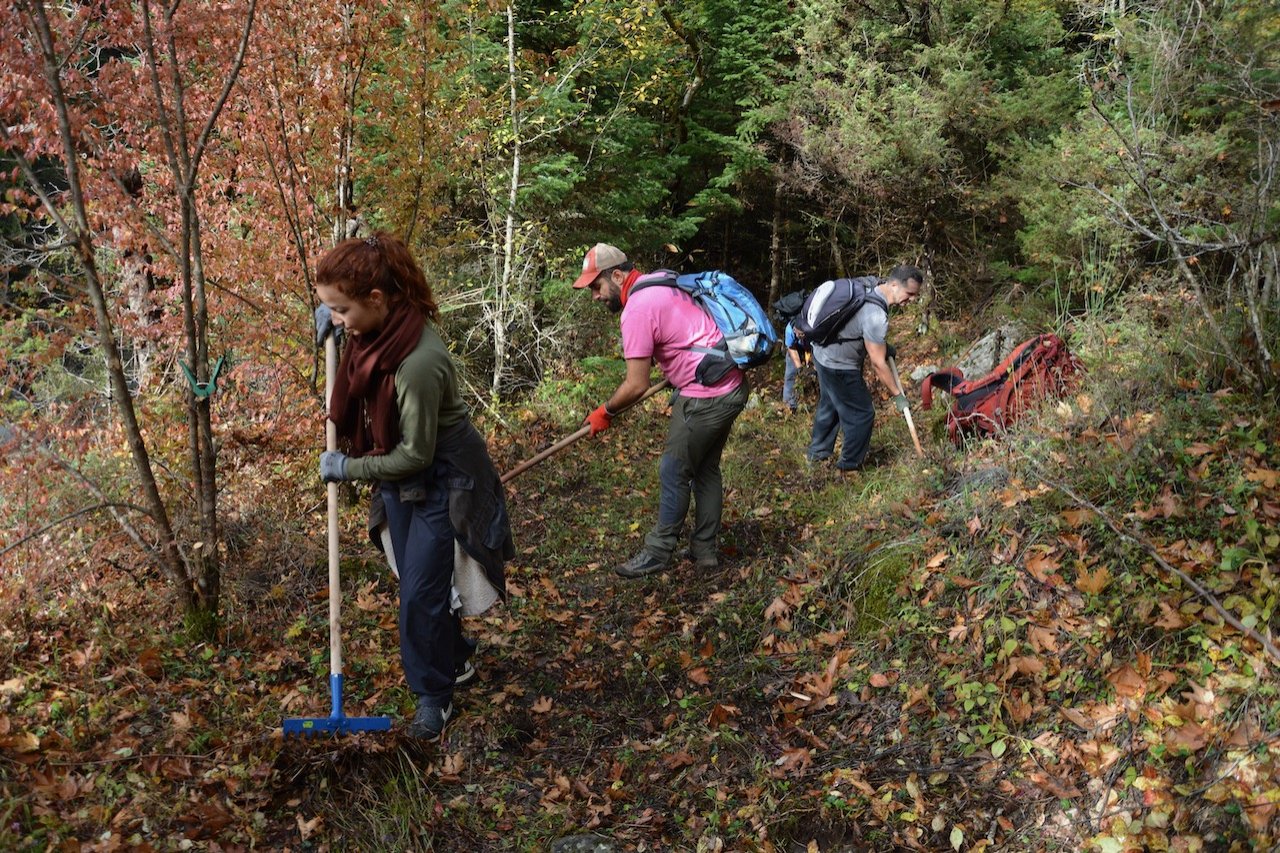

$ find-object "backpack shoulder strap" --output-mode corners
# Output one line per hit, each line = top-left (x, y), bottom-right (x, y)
(629, 269), (680, 296)
(830, 277), (887, 343)
(921, 373), (936, 410)
(861, 277), (888, 311)
(922, 368), (964, 408)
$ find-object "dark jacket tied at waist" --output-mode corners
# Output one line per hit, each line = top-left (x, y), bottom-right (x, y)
(368, 419), (513, 609)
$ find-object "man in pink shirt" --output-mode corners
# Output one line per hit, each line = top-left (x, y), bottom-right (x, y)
(574, 243), (749, 578)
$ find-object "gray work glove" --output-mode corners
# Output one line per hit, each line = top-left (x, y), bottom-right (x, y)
(314, 304), (344, 346)
(891, 394), (910, 413)
(319, 450), (350, 482)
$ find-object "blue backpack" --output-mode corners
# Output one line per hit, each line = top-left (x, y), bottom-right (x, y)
(631, 269), (778, 384)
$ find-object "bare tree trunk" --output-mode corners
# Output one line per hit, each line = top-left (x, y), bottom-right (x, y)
(917, 226), (936, 336)
(190, 212), (221, 610)
(490, 3), (521, 403)
(334, 3), (364, 245)
(768, 172), (783, 308)
(14, 0), (193, 610)
(829, 213), (846, 279)
(655, 0), (705, 148)
(140, 0), (257, 619)
(1242, 245), (1275, 374)
(121, 254), (155, 391)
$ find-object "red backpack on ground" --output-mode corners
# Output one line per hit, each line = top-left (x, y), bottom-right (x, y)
(921, 333), (1084, 444)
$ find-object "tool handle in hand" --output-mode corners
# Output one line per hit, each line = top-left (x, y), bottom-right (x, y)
(501, 379), (671, 484)
(324, 336), (343, 677)
(887, 356), (926, 458)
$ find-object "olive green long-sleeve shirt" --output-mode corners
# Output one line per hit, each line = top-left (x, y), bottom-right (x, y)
(345, 324), (468, 482)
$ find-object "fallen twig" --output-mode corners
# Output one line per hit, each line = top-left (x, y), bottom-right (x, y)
(0, 501), (150, 560)
(1035, 471), (1280, 664)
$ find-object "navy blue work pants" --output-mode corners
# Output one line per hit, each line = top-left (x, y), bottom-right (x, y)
(808, 363), (875, 470)
(782, 354), (800, 409)
(379, 462), (464, 706)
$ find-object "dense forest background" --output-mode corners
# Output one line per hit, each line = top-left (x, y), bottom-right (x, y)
(3, 0), (1275, 619)
(2, 1), (1278, 850)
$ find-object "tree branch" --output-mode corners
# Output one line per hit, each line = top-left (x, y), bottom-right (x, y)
(1, 502), (152, 561)
(139, 0), (184, 197)
(1035, 471), (1280, 664)
(23, 433), (182, 573)
(655, 0), (705, 115)
(1086, 80), (1258, 387)
(190, 0), (257, 176)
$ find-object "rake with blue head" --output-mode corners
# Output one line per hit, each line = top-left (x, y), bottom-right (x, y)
(283, 335), (391, 738)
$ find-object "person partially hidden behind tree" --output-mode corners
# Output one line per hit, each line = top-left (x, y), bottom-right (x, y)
(807, 265), (922, 472)
(313, 233), (514, 741)
(782, 319), (810, 413)
(575, 243), (749, 579)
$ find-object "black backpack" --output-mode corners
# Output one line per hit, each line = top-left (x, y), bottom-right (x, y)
(771, 290), (809, 325)
(793, 276), (886, 347)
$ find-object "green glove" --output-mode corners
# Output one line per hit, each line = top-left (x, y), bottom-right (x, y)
(891, 394), (909, 413)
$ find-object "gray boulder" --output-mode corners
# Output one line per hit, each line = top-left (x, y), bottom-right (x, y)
(910, 364), (938, 383)
(951, 322), (1027, 379)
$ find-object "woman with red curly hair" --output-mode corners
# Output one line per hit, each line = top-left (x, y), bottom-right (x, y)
(315, 232), (513, 741)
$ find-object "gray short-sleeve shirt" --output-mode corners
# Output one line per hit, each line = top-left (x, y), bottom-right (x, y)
(812, 286), (889, 370)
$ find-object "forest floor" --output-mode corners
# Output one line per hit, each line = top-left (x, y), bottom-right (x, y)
(2, 294), (1279, 852)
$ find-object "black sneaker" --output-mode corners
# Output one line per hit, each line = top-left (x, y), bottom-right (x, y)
(407, 701), (452, 740)
(614, 550), (668, 579)
(454, 659), (477, 687)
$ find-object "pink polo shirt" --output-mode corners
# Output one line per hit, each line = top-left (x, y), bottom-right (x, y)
(620, 279), (743, 398)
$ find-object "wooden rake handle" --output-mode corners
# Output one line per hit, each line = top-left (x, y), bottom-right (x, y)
(324, 336), (343, 677)
(501, 379), (672, 484)
(888, 356), (926, 458)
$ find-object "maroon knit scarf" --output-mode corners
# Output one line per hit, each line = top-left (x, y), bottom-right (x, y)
(329, 304), (426, 456)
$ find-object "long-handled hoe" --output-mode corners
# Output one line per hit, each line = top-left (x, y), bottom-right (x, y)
(283, 336), (391, 738)
(501, 379), (671, 483)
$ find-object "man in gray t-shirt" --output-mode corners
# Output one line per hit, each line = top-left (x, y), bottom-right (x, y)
(807, 265), (923, 471)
